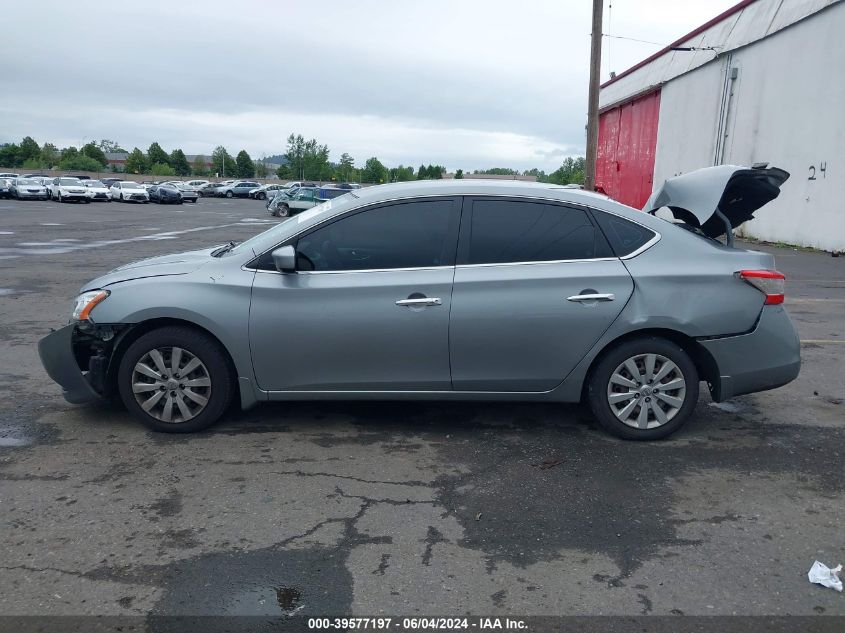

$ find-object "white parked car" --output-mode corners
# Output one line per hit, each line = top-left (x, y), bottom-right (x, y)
(109, 181), (150, 203)
(50, 177), (90, 203)
(248, 183), (288, 200)
(82, 180), (112, 202)
(186, 180), (209, 188)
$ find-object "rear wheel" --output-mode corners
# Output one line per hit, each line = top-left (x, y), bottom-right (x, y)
(117, 326), (234, 433)
(587, 337), (698, 440)
(225, 190), (233, 198)
(277, 204), (290, 218)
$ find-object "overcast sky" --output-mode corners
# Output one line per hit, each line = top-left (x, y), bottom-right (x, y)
(1, 0), (738, 172)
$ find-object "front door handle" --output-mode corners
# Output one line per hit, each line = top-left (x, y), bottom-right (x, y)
(566, 293), (615, 302)
(396, 297), (442, 307)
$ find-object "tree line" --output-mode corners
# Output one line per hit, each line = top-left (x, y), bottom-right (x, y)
(0, 134), (586, 185)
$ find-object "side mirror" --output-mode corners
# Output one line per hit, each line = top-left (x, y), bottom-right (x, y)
(271, 245), (297, 273)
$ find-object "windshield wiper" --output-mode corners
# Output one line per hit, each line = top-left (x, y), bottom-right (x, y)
(211, 241), (238, 257)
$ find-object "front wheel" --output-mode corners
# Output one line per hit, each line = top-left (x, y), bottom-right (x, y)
(117, 326), (234, 433)
(257, 192), (266, 200)
(277, 204), (290, 218)
(587, 337), (699, 440)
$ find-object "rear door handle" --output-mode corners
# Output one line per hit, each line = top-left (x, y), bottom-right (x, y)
(396, 297), (442, 307)
(566, 293), (615, 302)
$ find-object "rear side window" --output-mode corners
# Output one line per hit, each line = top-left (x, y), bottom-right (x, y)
(591, 210), (656, 257)
(465, 199), (613, 265)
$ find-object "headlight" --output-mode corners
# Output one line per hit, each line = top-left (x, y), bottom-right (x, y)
(72, 290), (109, 321)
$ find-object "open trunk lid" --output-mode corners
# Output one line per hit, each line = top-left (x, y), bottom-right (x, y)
(643, 164), (789, 240)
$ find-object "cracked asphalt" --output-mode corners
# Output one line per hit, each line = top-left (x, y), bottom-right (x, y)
(0, 196), (843, 620)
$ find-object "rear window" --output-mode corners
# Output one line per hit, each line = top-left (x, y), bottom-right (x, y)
(591, 210), (656, 257)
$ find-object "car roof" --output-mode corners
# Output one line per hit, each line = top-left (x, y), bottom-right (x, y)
(351, 179), (607, 205)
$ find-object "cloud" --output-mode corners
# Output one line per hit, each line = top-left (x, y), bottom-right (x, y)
(0, 0), (738, 171)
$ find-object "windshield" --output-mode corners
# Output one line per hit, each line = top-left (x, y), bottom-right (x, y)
(85, 180), (105, 187)
(121, 182), (142, 189)
(59, 178), (81, 185)
(16, 178), (38, 185)
(231, 192), (358, 255)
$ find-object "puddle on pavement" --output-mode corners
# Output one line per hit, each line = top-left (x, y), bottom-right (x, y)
(0, 427), (33, 447)
(0, 288), (33, 297)
(222, 584), (303, 616)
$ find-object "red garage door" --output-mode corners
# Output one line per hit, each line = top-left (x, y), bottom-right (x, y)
(596, 90), (660, 209)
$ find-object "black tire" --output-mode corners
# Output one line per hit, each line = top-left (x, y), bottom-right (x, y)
(120, 193), (124, 202)
(278, 204), (290, 217)
(257, 192), (266, 200)
(587, 336), (699, 441)
(117, 326), (234, 433)
(225, 190), (233, 198)
(84, 198), (90, 204)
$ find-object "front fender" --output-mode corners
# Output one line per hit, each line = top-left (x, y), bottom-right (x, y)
(89, 266), (261, 407)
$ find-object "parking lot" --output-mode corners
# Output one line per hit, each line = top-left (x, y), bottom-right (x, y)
(0, 196), (843, 620)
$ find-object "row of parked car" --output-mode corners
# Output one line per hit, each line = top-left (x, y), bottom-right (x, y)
(0, 172), (364, 209)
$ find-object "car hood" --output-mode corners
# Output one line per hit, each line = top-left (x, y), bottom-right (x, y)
(81, 246), (220, 291)
(644, 165), (789, 238)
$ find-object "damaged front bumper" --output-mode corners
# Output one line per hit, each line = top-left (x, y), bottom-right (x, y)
(38, 322), (127, 404)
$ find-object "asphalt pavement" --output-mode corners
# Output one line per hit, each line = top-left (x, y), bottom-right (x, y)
(0, 196), (843, 624)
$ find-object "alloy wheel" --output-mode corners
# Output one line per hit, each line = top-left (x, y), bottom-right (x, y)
(131, 347), (212, 423)
(606, 353), (686, 429)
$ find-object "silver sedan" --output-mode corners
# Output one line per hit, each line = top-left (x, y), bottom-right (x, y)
(38, 166), (799, 440)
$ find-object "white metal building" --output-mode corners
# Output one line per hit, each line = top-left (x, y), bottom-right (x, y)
(597, 0), (845, 252)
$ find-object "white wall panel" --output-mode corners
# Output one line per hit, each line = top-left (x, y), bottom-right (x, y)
(651, 3), (845, 251)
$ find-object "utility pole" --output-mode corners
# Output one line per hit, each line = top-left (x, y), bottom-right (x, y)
(584, 0), (603, 191)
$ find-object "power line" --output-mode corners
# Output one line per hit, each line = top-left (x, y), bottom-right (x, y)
(602, 33), (665, 46)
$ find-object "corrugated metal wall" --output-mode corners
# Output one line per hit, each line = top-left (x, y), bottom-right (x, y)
(595, 90), (661, 209)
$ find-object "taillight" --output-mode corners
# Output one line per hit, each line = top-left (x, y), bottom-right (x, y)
(738, 270), (785, 305)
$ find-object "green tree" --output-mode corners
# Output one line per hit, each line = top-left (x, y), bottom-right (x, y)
(548, 156), (586, 185)
(426, 164), (444, 179)
(40, 143), (59, 168)
(97, 139), (126, 153)
(150, 162), (176, 176)
(361, 157), (387, 183)
(19, 136), (41, 164)
(81, 142), (108, 167)
(147, 142), (170, 167)
(124, 147), (148, 174)
(454, 168), (464, 179)
(211, 146), (236, 177)
(337, 152), (355, 182)
(255, 161), (269, 179)
(417, 164), (427, 179)
(59, 147), (103, 172)
(169, 149), (191, 176)
(0, 143), (21, 167)
(275, 164), (293, 180)
(474, 167), (519, 176)
(284, 134), (306, 179)
(192, 154), (209, 176)
(235, 150), (255, 178)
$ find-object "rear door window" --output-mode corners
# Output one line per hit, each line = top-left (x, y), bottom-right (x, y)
(461, 198), (613, 265)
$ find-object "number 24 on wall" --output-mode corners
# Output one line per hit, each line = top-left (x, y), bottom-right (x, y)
(808, 162), (827, 180)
